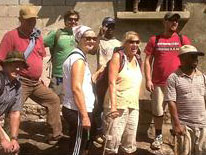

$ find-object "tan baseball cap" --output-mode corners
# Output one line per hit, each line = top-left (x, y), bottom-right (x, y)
(179, 45), (204, 56)
(19, 5), (38, 19)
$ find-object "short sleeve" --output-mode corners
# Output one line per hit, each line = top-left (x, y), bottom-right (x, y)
(43, 30), (56, 48)
(10, 84), (22, 112)
(164, 74), (177, 102)
(144, 36), (155, 55)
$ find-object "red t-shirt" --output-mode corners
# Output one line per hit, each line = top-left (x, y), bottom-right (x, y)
(144, 32), (191, 86)
(0, 28), (46, 80)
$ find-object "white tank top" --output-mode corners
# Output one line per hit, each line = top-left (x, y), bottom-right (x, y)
(62, 48), (95, 112)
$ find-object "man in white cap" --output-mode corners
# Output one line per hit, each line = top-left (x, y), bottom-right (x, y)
(62, 25), (97, 154)
(144, 12), (191, 149)
(0, 5), (63, 145)
(165, 45), (206, 155)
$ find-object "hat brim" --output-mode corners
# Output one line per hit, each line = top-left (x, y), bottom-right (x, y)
(179, 51), (205, 56)
(22, 15), (38, 19)
(165, 13), (180, 20)
(1, 60), (28, 68)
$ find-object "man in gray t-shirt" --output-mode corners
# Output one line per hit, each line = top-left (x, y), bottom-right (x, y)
(0, 51), (27, 154)
(165, 45), (206, 155)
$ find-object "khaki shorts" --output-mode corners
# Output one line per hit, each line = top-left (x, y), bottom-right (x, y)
(151, 86), (166, 116)
(177, 125), (206, 155)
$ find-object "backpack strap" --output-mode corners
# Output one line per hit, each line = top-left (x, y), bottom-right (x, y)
(50, 29), (62, 58)
(113, 46), (143, 72)
(67, 51), (87, 62)
(113, 47), (125, 73)
(178, 34), (183, 46)
(155, 35), (161, 48)
(0, 72), (5, 96)
(53, 29), (62, 50)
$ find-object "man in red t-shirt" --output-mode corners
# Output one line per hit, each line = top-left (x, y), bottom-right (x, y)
(144, 12), (190, 150)
(0, 5), (63, 145)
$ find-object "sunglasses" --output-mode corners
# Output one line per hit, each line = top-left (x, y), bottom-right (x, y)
(83, 36), (97, 41)
(67, 18), (79, 22)
(128, 40), (140, 44)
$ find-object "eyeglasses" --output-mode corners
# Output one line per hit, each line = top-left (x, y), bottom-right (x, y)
(128, 40), (140, 44)
(83, 36), (97, 41)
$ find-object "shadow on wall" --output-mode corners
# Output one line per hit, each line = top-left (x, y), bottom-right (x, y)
(28, 0), (113, 27)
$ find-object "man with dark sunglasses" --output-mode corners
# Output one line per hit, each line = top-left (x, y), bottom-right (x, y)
(44, 10), (79, 107)
(144, 12), (191, 150)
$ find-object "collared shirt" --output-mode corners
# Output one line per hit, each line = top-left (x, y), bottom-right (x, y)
(0, 28), (46, 80)
(0, 73), (22, 116)
(165, 68), (206, 128)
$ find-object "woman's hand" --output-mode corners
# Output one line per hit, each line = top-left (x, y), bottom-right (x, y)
(82, 115), (91, 130)
(107, 108), (119, 119)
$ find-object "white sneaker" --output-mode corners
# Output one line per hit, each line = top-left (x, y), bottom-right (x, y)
(151, 134), (163, 150)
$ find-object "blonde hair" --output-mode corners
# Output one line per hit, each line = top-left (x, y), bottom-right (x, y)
(122, 31), (140, 46)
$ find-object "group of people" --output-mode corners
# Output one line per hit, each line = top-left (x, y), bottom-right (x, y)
(0, 4), (205, 155)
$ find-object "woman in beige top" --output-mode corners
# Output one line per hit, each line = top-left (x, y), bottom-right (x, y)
(103, 31), (142, 155)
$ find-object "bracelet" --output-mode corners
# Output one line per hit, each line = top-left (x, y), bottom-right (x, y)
(11, 136), (18, 141)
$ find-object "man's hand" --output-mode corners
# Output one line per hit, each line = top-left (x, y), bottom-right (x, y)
(174, 124), (185, 136)
(1, 138), (12, 153)
(82, 116), (91, 130)
(146, 80), (154, 92)
(98, 26), (107, 37)
(10, 139), (20, 153)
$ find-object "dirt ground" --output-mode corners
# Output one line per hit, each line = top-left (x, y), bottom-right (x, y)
(17, 120), (174, 155)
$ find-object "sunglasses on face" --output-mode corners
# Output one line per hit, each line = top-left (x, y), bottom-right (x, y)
(83, 36), (97, 41)
(67, 18), (79, 22)
(105, 24), (115, 29)
(128, 40), (140, 44)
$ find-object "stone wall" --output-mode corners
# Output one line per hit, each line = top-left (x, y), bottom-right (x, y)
(0, 0), (206, 136)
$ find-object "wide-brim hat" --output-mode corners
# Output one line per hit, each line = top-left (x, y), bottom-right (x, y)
(179, 45), (205, 56)
(0, 51), (28, 68)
